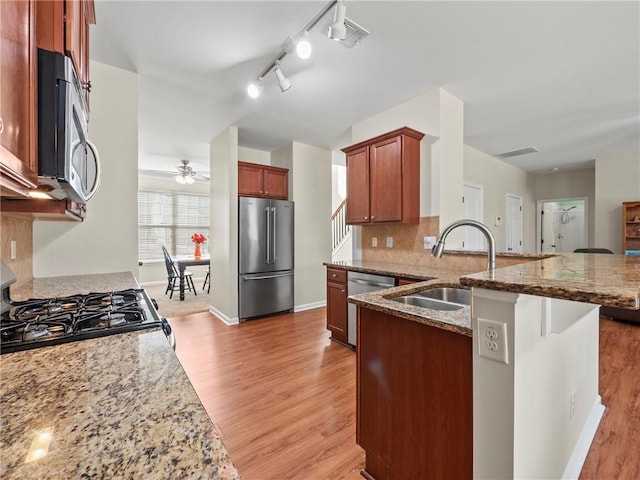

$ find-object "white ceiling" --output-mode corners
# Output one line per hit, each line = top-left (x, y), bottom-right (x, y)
(90, 1), (639, 177)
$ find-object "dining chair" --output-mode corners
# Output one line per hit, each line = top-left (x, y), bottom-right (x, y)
(203, 268), (211, 293)
(161, 246), (197, 299)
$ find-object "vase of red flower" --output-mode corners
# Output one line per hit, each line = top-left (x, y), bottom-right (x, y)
(191, 233), (206, 258)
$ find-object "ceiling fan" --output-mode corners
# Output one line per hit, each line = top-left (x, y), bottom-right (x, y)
(139, 159), (209, 184)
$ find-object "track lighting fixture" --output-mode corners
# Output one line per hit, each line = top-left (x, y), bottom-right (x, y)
(246, 0), (367, 98)
(328, 1), (347, 41)
(273, 64), (292, 92)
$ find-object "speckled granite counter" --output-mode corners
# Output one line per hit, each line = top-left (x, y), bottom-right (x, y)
(461, 252), (640, 309)
(8, 271), (140, 300)
(326, 253), (640, 337)
(1, 273), (241, 480)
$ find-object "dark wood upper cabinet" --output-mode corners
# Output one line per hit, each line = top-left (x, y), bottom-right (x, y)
(238, 161), (289, 200)
(36, 0), (95, 110)
(343, 127), (424, 225)
(0, 0), (39, 198)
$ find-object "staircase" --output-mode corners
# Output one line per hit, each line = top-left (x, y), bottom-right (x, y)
(331, 199), (351, 256)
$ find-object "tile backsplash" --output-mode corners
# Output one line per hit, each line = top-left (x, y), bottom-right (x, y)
(361, 216), (534, 272)
(1, 214), (33, 287)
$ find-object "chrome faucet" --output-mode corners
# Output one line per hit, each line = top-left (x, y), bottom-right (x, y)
(431, 219), (496, 270)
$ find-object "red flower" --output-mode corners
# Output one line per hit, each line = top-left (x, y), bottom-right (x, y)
(191, 233), (207, 244)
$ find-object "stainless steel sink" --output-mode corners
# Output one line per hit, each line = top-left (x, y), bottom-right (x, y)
(390, 287), (470, 311)
(416, 287), (470, 305)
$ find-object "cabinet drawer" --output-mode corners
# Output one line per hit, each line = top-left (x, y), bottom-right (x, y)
(327, 268), (347, 284)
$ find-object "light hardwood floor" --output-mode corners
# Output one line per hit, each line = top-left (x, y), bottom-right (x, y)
(168, 309), (640, 480)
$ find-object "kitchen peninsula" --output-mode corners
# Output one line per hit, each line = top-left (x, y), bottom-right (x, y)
(0, 272), (241, 480)
(329, 252), (640, 480)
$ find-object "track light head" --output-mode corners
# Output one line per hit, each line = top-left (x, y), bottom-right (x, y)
(296, 38), (312, 59)
(328, 2), (347, 41)
(247, 81), (263, 99)
(273, 64), (292, 92)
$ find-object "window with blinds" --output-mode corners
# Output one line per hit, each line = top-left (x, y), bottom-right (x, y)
(138, 191), (210, 260)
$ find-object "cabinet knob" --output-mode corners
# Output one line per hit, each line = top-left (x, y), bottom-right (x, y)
(341, 289), (345, 293)
(332, 274), (337, 277)
(364, 216), (369, 220)
(371, 216), (375, 220)
(0, 116), (3, 134)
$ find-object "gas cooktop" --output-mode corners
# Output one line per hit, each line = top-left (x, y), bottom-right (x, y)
(0, 288), (172, 354)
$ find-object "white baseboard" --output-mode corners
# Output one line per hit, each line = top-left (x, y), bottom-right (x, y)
(209, 305), (239, 325)
(139, 281), (166, 287)
(294, 301), (326, 312)
(562, 395), (605, 480)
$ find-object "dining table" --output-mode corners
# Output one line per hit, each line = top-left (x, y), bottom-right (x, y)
(172, 254), (211, 301)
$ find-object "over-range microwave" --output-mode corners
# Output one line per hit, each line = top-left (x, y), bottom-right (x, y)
(37, 48), (101, 203)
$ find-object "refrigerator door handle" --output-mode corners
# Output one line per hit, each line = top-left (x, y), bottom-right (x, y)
(265, 207), (271, 264)
(242, 272), (294, 281)
(271, 206), (277, 262)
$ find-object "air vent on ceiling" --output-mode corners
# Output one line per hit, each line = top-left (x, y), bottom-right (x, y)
(322, 17), (369, 48)
(495, 147), (539, 159)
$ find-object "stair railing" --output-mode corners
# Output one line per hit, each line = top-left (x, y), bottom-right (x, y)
(331, 199), (351, 252)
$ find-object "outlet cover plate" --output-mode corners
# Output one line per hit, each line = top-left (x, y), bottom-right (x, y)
(477, 317), (509, 364)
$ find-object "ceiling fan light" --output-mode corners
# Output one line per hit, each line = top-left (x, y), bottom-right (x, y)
(175, 174), (186, 184)
(296, 39), (312, 59)
(184, 175), (195, 185)
(273, 66), (292, 92)
(247, 81), (262, 99)
(328, 3), (347, 41)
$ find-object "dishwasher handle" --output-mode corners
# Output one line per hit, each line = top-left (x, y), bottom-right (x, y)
(348, 278), (394, 288)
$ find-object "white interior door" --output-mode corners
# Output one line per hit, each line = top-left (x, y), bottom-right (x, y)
(463, 183), (484, 250)
(506, 194), (523, 253)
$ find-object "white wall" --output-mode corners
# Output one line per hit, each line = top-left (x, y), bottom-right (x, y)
(464, 145), (536, 252)
(238, 146), (270, 166)
(209, 127), (239, 322)
(595, 154), (640, 253)
(273, 142), (332, 310)
(534, 169), (595, 249)
(33, 61), (139, 278)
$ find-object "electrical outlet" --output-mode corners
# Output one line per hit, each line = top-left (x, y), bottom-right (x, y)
(423, 236), (436, 249)
(386, 236), (393, 248)
(372, 237), (378, 247)
(477, 317), (509, 364)
(10, 241), (17, 260)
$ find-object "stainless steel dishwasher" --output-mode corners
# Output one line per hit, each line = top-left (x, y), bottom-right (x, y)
(347, 271), (395, 346)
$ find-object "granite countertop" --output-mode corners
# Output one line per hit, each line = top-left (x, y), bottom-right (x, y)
(1, 273), (241, 480)
(9, 271), (141, 300)
(326, 253), (640, 337)
(461, 252), (640, 309)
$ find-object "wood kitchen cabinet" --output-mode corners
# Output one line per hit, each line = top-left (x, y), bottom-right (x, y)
(343, 127), (424, 225)
(357, 307), (472, 479)
(238, 161), (289, 200)
(36, 0), (96, 109)
(0, 0), (39, 198)
(622, 201), (640, 254)
(326, 268), (349, 346)
(1, 199), (86, 221)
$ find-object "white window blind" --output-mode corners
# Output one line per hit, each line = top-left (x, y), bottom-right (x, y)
(138, 191), (210, 260)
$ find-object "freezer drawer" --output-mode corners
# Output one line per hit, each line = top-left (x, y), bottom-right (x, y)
(238, 271), (294, 320)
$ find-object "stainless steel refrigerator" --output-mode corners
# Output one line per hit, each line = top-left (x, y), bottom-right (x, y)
(238, 197), (294, 319)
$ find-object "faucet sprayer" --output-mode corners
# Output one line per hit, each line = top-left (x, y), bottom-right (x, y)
(431, 219), (496, 271)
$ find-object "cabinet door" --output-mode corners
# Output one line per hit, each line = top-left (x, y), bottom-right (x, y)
(263, 168), (288, 199)
(327, 280), (348, 344)
(346, 146), (370, 224)
(238, 163), (264, 196)
(0, 0), (38, 197)
(370, 136), (402, 223)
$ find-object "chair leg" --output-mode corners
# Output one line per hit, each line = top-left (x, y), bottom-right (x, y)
(168, 278), (175, 299)
(190, 276), (197, 296)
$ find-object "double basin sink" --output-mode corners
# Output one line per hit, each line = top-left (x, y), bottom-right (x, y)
(390, 287), (470, 311)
